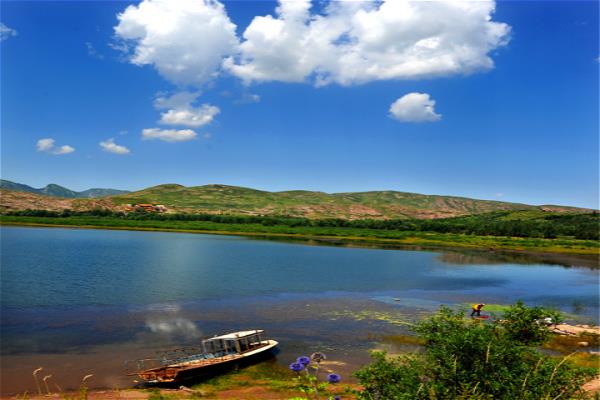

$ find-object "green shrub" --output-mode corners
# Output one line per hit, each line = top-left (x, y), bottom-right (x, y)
(501, 300), (562, 345)
(355, 304), (595, 400)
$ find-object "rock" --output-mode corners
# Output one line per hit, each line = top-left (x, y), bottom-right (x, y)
(577, 341), (589, 347)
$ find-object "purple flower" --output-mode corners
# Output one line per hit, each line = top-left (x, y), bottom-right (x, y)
(334, 397), (341, 400)
(327, 373), (341, 384)
(289, 362), (304, 372)
(297, 356), (311, 366)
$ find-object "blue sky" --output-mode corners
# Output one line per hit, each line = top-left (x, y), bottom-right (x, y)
(1, 0), (598, 208)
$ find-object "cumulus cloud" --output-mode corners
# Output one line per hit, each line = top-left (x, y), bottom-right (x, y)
(142, 128), (197, 142)
(0, 23), (17, 42)
(36, 138), (75, 155)
(113, 0), (509, 88)
(159, 105), (219, 127)
(225, 0), (510, 86)
(389, 92), (441, 123)
(113, 0), (239, 86)
(154, 91), (220, 128)
(99, 138), (130, 154)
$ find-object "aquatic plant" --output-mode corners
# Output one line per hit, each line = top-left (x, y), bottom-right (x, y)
(289, 352), (342, 400)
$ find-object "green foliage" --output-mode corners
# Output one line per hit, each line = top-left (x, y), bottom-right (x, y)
(4, 209), (598, 240)
(501, 300), (563, 345)
(107, 183), (591, 221)
(146, 389), (179, 400)
(354, 352), (426, 400)
(2, 212), (598, 256)
(355, 304), (595, 400)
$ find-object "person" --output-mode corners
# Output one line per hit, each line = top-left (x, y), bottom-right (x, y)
(470, 303), (485, 317)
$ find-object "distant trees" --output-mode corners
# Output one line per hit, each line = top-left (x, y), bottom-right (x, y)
(3, 209), (598, 240)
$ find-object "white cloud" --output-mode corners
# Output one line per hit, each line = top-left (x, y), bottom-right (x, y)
(154, 91), (220, 128)
(36, 138), (55, 152)
(99, 138), (130, 154)
(113, 0), (239, 86)
(225, 0), (510, 86)
(54, 145), (75, 155)
(389, 92), (441, 123)
(142, 128), (197, 142)
(0, 23), (17, 42)
(36, 138), (75, 155)
(159, 105), (219, 127)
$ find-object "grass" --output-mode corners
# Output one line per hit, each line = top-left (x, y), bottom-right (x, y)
(109, 183), (566, 220)
(185, 362), (351, 398)
(2, 215), (598, 257)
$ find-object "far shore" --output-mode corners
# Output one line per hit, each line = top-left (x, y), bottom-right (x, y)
(2, 218), (598, 268)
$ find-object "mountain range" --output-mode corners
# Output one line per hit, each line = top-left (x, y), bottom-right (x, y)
(0, 179), (129, 198)
(0, 180), (591, 220)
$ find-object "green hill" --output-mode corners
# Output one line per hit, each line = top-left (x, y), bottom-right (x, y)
(0, 179), (129, 198)
(110, 183), (589, 220)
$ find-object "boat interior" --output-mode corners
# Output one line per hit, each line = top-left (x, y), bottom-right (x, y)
(128, 330), (268, 372)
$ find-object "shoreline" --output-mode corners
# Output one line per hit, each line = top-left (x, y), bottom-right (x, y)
(2, 220), (598, 267)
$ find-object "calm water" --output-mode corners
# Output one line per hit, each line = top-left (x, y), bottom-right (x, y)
(1, 226), (598, 394)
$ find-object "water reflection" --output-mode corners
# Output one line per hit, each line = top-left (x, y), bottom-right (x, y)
(1, 226), (598, 395)
(436, 249), (598, 269)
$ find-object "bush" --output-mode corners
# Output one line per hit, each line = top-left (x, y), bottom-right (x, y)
(501, 300), (563, 345)
(355, 304), (594, 400)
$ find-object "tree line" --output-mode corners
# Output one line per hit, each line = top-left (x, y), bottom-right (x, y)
(4, 209), (599, 240)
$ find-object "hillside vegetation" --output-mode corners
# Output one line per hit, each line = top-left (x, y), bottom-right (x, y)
(0, 183), (592, 223)
(109, 183), (588, 219)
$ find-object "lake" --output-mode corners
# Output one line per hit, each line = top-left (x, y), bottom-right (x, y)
(1, 226), (598, 394)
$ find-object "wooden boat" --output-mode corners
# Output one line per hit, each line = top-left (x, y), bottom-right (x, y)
(127, 330), (278, 383)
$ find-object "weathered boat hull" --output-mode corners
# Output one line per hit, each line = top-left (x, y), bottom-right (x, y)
(135, 339), (278, 384)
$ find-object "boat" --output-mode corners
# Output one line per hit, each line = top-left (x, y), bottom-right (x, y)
(126, 330), (278, 383)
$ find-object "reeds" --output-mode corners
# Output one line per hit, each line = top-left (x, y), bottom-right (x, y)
(28, 368), (94, 399)
(42, 375), (52, 396)
(32, 367), (43, 396)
